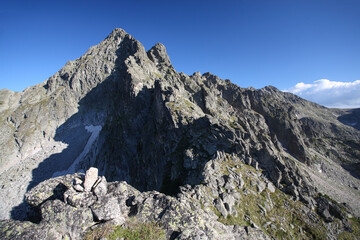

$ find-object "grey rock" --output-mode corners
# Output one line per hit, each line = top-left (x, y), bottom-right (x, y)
(147, 42), (172, 67)
(267, 182), (276, 193)
(74, 177), (83, 185)
(93, 176), (108, 197)
(25, 173), (81, 207)
(0, 169), (354, 240)
(84, 167), (98, 191)
(256, 180), (266, 193)
(224, 178), (236, 191)
(316, 196), (346, 222)
(64, 187), (96, 208)
(0, 28), (359, 240)
(214, 198), (228, 218)
(221, 193), (236, 214)
(91, 196), (125, 224)
(329, 202), (345, 220)
(257, 203), (267, 215)
(285, 184), (299, 200)
(73, 184), (84, 192)
(41, 199), (94, 239)
(232, 226), (271, 240)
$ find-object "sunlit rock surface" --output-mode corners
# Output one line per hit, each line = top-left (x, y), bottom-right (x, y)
(0, 28), (359, 239)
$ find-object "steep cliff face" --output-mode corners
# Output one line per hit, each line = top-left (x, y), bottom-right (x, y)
(0, 29), (359, 239)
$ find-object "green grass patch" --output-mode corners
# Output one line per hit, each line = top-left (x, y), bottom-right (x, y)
(338, 217), (360, 240)
(83, 224), (115, 240)
(214, 154), (330, 239)
(218, 209), (250, 226)
(83, 219), (166, 240)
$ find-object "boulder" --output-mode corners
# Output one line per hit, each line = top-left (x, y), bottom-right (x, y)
(256, 180), (266, 193)
(83, 167), (98, 191)
(25, 174), (81, 207)
(41, 199), (94, 239)
(214, 198), (228, 218)
(64, 187), (97, 208)
(267, 182), (276, 193)
(91, 196), (125, 225)
(93, 176), (108, 197)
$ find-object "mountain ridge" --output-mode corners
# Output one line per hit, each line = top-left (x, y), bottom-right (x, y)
(0, 28), (359, 239)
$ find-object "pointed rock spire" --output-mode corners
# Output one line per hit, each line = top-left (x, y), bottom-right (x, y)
(147, 42), (171, 67)
(106, 28), (128, 42)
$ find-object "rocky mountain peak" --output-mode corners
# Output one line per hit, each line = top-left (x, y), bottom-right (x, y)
(106, 28), (128, 41)
(147, 42), (172, 67)
(0, 28), (360, 239)
(202, 72), (222, 85)
(262, 85), (279, 92)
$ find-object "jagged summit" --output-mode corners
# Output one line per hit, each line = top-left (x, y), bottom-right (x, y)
(0, 28), (359, 239)
(147, 42), (172, 67)
(107, 28), (127, 38)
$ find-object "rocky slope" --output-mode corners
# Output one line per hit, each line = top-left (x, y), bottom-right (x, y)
(0, 28), (359, 239)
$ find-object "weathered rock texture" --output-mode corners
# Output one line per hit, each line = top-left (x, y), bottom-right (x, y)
(0, 28), (360, 239)
(1, 163), (359, 239)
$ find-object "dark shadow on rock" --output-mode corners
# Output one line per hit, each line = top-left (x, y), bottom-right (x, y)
(340, 138), (360, 180)
(27, 182), (69, 223)
(170, 231), (181, 240)
(11, 182), (69, 222)
(342, 163), (360, 181)
(10, 35), (283, 221)
(10, 36), (140, 220)
(10, 197), (29, 221)
(27, 126), (91, 191)
(338, 108), (360, 130)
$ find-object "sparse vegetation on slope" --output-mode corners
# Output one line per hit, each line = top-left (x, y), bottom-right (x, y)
(84, 219), (165, 240)
(0, 28), (359, 239)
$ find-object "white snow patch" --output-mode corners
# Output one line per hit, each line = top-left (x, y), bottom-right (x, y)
(52, 125), (102, 177)
(31, 147), (42, 155)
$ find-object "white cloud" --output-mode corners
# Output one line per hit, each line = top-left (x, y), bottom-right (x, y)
(284, 79), (360, 109)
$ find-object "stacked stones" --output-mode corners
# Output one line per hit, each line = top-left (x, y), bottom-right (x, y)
(64, 167), (107, 208)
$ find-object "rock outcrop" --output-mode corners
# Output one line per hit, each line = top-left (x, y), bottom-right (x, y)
(1, 163), (357, 239)
(0, 28), (360, 239)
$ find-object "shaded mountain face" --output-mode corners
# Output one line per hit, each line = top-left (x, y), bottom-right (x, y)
(338, 108), (360, 130)
(0, 29), (359, 239)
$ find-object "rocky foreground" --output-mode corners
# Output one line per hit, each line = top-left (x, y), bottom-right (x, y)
(1, 159), (359, 239)
(0, 28), (360, 239)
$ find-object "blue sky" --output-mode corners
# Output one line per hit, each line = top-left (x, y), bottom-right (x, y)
(1, 0), (359, 107)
